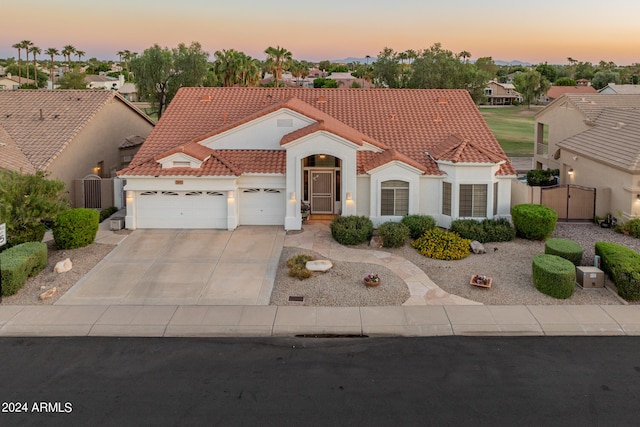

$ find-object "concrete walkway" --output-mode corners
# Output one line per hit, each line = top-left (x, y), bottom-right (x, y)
(1, 304), (639, 337)
(285, 223), (481, 305)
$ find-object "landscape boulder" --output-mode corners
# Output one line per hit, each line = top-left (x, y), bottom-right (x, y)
(306, 260), (333, 272)
(54, 258), (73, 273)
(470, 241), (486, 254)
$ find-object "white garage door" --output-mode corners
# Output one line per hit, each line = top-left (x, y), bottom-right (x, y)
(136, 191), (227, 228)
(239, 188), (285, 225)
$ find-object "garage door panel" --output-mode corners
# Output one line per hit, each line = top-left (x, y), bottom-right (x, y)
(137, 191), (227, 228)
(239, 188), (285, 225)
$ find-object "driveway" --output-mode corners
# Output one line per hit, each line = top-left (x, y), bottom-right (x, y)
(55, 227), (285, 306)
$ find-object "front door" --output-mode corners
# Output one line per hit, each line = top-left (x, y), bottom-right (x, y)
(310, 170), (334, 214)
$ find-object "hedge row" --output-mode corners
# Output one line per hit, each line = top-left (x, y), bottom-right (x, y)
(450, 218), (515, 243)
(595, 242), (640, 301)
(0, 242), (48, 296)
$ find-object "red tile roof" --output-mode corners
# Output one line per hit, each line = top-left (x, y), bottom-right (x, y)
(547, 85), (598, 99)
(121, 87), (514, 177)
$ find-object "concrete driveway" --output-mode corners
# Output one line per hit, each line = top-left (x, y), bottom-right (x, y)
(55, 227), (285, 306)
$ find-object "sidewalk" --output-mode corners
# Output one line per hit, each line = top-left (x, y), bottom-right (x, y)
(0, 304), (639, 337)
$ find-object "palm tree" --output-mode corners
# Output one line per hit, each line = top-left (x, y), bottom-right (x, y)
(237, 53), (261, 87)
(459, 50), (472, 63)
(21, 40), (33, 82)
(264, 46), (292, 87)
(117, 50), (125, 63)
(75, 50), (85, 64)
(214, 49), (241, 87)
(45, 47), (59, 89)
(61, 45), (75, 71)
(122, 50), (135, 79)
(29, 45), (42, 88)
(12, 42), (23, 84)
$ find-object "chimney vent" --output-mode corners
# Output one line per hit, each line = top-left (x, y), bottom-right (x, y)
(39, 109), (44, 121)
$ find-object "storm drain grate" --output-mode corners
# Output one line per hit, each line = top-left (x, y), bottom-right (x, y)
(288, 296), (304, 302)
(295, 334), (369, 338)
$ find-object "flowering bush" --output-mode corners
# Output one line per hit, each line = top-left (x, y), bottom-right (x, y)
(411, 228), (471, 260)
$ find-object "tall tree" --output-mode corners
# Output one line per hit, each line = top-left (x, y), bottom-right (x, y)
(131, 42), (208, 119)
(61, 45), (75, 70)
(214, 49), (241, 87)
(57, 71), (87, 89)
(372, 47), (400, 88)
(12, 42), (23, 84)
(45, 47), (59, 88)
(29, 45), (42, 88)
(513, 70), (550, 107)
(264, 45), (292, 87)
(75, 50), (85, 63)
(21, 40), (33, 82)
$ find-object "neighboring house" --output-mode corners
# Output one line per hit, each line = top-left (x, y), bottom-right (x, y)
(484, 80), (522, 105)
(0, 74), (36, 89)
(119, 135), (146, 169)
(0, 90), (155, 208)
(118, 82), (139, 101)
(599, 83), (640, 94)
(119, 87), (515, 230)
(85, 74), (125, 90)
(533, 93), (640, 219)
(540, 85), (598, 103)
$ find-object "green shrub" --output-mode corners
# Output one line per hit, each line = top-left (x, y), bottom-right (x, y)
(377, 221), (410, 248)
(532, 254), (576, 299)
(330, 216), (373, 245)
(99, 206), (119, 223)
(545, 238), (583, 266)
(526, 168), (559, 186)
(511, 204), (557, 240)
(401, 215), (436, 239)
(620, 218), (640, 238)
(53, 208), (99, 249)
(287, 253), (313, 280)
(411, 228), (471, 260)
(595, 242), (640, 301)
(6, 222), (46, 248)
(0, 242), (47, 296)
(450, 218), (516, 243)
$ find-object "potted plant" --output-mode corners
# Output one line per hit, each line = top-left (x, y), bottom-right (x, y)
(470, 274), (492, 288)
(364, 273), (381, 287)
(301, 202), (311, 222)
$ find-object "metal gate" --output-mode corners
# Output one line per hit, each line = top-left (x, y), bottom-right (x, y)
(540, 184), (595, 221)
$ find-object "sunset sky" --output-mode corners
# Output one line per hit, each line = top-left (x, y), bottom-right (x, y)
(3, 0), (639, 65)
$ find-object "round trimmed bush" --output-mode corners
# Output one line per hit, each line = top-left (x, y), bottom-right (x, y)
(411, 228), (471, 260)
(53, 208), (99, 249)
(377, 221), (410, 248)
(511, 204), (558, 240)
(401, 215), (436, 239)
(330, 215), (373, 245)
(532, 254), (576, 299)
(545, 238), (583, 266)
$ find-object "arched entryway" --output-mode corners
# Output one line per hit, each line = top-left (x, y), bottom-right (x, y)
(302, 154), (342, 215)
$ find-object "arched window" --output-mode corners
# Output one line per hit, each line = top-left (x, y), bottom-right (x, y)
(381, 180), (409, 216)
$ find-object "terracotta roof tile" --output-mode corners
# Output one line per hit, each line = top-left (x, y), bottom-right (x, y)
(0, 124), (35, 173)
(126, 87), (513, 177)
(0, 90), (154, 171)
(547, 85), (598, 99)
(430, 134), (507, 164)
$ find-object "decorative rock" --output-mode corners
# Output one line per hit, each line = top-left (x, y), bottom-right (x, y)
(470, 241), (486, 254)
(40, 286), (46, 290)
(306, 260), (333, 272)
(369, 236), (383, 248)
(39, 287), (57, 300)
(54, 258), (73, 273)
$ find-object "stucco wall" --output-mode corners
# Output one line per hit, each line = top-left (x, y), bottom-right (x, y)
(47, 99), (153, 206)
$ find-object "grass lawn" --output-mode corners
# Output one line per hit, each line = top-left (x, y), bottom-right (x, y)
(479, 106), (542, 156)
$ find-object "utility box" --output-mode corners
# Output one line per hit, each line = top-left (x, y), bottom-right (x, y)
(576, 266), (604, 288)
(109, 217), (124, 231)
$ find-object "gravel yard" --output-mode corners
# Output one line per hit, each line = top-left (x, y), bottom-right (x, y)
(272, 222), (639, 306)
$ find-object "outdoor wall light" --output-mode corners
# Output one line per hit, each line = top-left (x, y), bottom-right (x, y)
(346, 192), (353, 201)
(227, 190), (234, 200)
(568, 168), (574, 175)
(290, 192), (296, 202)
(319, 154), (326, 159)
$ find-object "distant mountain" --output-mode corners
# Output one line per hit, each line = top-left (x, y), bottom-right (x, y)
(493, 59), (531, 66)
